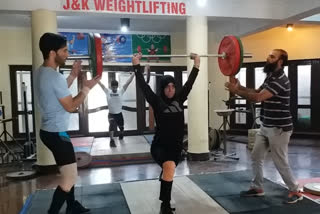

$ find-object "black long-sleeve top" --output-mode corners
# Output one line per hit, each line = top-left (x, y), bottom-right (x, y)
(133, 64), (199, 147)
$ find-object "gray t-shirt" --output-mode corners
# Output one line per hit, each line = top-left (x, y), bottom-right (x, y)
(35, 66), (71, 132)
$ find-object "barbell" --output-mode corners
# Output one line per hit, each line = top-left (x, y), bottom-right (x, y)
(67, 33), (252, 79)
(60, 65), (161, 83)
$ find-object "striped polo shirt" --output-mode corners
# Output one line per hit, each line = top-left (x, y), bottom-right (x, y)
(259, 69), (293, 131)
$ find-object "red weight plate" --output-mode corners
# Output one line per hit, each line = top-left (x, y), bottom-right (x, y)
(94, 33), (103, 77)
(218, 35), (241, 76)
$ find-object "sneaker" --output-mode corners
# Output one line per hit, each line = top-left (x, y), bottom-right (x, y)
(66, 200), (90, 214)
(110, 139), (116, 147)
(159, 203), (175, 214)
(119, 134), (124, 140)
(285, 191), (303, 204)
(240, 188), (265, 197)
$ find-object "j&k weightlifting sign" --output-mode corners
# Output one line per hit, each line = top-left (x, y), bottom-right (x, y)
(61, 0), (187, 15)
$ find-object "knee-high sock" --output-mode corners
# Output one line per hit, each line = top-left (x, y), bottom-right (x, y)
(66, 185), (75, 207)
(119, 127), (124, 135)
(159, 179), (173, 205)
(48, 186), (68, 214)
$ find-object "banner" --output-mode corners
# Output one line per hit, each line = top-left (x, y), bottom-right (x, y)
(61, 0), (186, 15)
(101, 34), (132, 62)
(60, 32), (89, 55)
(60, 32), (171, 63)
(132, 35), (171, 62)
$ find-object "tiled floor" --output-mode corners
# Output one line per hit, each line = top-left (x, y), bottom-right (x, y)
(0, 137), (320, 214)
(91, 136), (151, 156)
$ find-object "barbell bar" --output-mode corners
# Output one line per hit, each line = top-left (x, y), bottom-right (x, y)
(59, 68), (163, 76)
(60, 63), (152, 83)
(69, 53), (252, 59)
(67, 33), (252, 78)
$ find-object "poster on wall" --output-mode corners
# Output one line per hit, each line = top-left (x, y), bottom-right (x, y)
(101, 34), (132, 63)
(132, 35), (171, 62)
(60, 32), (89, 55)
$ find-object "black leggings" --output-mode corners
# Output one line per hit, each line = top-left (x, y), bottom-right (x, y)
(108, 113), (124, 132)
(151, 142), (182, 167)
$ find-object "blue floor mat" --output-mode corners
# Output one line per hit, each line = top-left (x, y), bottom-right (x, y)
(188, 170), (320, 214)
(20, 183), (130, 214)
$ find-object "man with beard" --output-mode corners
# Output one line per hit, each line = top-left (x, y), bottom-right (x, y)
(225, 49), (303, 204)
(35, 32), (100, 214)
(132, 53), (200, 214)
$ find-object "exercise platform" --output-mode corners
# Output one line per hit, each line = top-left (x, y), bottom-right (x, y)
(71, 135), (154, 168)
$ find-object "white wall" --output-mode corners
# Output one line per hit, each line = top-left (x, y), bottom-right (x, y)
(0, 28), (32, 136)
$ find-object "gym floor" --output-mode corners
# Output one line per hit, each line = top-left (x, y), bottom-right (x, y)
(0, 137), (319, 214)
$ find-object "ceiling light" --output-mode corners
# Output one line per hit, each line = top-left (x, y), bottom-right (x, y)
(120, 18), (130, 32)
(197, 0), (207, 7)
(286, 24), (293, 32)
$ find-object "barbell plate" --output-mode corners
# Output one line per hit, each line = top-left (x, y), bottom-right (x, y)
(236, 36), (244, 74)
(218, 35), (242, 76)
(94, 33), (103, 77)
(6, 170), (37, 180)
(88, 33), (97, 77)
(304, 183), (320, 196)
(75, 151), (92, 168)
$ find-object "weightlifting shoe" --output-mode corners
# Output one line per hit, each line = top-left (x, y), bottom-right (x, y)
(110, 139), (116, 147)
(66, 200), (90, 214)
(159, 203), (175, 214)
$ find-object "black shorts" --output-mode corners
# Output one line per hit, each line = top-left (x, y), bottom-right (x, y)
(108, 113), (124, 127)
(151, 142), (182, 167)
(40, 129), (76, 166)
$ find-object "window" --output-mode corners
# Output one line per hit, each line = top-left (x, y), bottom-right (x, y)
(62, 71), (79, 131)
(146, 73), (156, 128)
(88, 72), (109, 132)
(255, 67), (266, 89)
(16, 70), (33, 134)
(297, 65), (311, 105)
(116, 73), (137, 130)
(10, 65), (35, 139)
(297, 65), (311, 129)
(182, 71), (188, 124)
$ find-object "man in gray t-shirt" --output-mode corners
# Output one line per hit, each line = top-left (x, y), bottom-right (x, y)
(35, 32), (100, 214)
(36, 66), (71, 132)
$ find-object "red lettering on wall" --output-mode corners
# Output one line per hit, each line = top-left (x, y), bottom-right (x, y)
(82, 0), (89, 10)
(112, 0), (116, 11)
(159, 1), (166, 14)
(106, 0), (113, 11)
(119, 0), (126, 12)
(135, 1), (142, 13)
(153, 1), (159, 14)
(142, 1), (149, 13)
(94, 0), (106, 10)
(62, 0), (186, 15)
(148, 1), (152, 13)
(179, 3), (185, 14)
(171, 2), (178, 14)
(63, 0), (70, 10)
(127, 0), (135, 12)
